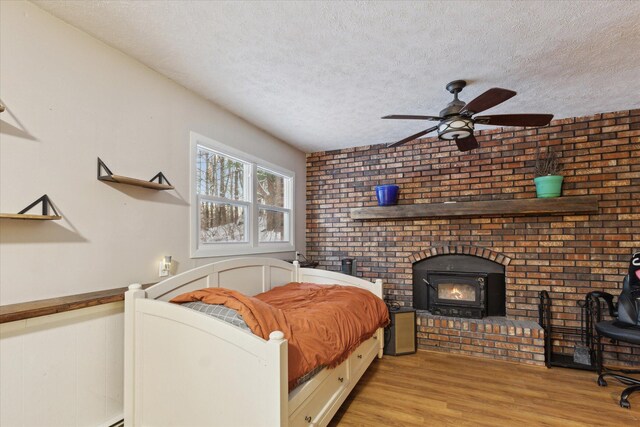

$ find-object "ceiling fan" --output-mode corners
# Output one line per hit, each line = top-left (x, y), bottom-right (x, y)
(383, 80), (553, 151)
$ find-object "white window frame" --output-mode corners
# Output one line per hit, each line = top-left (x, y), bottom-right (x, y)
(190, 132), (295, 258)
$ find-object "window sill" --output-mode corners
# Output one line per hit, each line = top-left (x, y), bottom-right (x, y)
(190, 243), (295, 259)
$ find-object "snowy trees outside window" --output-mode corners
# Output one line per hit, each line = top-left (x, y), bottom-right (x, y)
(192, 135), (293, 257)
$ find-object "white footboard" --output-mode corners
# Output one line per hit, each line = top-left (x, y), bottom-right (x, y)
(125, 287), (287, 426)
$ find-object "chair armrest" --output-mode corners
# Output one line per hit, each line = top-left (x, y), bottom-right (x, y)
(587, 291), (617, 318)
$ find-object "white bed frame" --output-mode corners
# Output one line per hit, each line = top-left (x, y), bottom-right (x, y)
(124, 257), (384, 426)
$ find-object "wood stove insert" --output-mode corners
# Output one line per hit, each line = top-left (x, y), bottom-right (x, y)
(413, 254), (505, 319)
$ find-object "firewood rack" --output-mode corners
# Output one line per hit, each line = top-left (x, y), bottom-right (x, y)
(538, 291), (596, 371)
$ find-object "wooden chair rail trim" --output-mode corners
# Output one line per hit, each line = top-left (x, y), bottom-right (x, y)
(0, 283), (155, 324)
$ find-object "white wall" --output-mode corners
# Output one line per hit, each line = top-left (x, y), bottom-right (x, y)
(0, 1), (306, 305)
(0, 303), (124, 427)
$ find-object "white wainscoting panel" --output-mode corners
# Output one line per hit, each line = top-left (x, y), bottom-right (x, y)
(0, 302), (124, 427)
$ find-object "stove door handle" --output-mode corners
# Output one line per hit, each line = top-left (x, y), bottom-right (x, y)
(422, 278), (436, 291)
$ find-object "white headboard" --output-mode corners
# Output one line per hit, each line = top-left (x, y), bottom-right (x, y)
(146, 257), (297, 301)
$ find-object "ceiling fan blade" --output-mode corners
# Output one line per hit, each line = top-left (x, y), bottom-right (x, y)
(387, 126), (438, 148)
(382, 114), (442, 121)
(461, 88), (517, 114)
(474, 114), (554, 127)
(454, 134), (479, 152)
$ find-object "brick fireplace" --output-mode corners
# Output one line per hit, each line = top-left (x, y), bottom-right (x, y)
(306, 109), (639, 366)
(410, 245), (544, 364)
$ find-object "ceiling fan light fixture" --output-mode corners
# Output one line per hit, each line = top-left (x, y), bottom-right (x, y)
(438, 117), (474, 140)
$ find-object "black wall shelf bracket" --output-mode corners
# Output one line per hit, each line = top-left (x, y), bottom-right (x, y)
(149, 171), (172, 186)
(17, 194), (60, 216)
(97, 157), (115, 179)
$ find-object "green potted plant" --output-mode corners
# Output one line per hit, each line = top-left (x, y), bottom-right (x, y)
(534, 145), (563, 198)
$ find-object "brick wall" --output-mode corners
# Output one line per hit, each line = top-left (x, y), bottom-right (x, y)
(306, 109), (639, 364)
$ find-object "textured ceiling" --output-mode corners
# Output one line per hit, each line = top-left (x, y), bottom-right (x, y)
(34, 1), (640, 152)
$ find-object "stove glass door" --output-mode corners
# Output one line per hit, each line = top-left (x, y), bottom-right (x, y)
(437, 282), (477, 302)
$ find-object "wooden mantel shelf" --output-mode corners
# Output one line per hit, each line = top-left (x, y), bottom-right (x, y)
(350, 196), (599, 220)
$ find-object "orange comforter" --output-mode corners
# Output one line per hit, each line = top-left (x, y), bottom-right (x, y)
(170, 282), (389, 389)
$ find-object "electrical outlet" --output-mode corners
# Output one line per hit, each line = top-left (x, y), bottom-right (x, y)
(159, 256), (172, 277)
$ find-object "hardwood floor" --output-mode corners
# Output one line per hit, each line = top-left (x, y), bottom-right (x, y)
(330, 351), (639, 426)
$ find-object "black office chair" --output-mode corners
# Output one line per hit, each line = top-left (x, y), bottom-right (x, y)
(588, 252), (640, 408)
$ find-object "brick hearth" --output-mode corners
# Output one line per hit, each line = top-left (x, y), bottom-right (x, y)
(417, 312), (545, 365)
(306, 109), (639, 365)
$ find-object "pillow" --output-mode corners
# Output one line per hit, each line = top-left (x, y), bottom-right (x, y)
(181, 302), (251, 331)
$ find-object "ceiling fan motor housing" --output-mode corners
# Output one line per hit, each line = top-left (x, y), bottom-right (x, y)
(438, 116), (474, 140)
(439, 99), (466, 118)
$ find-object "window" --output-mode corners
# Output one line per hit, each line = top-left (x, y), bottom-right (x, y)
(191, 132), (294, 257)
(257, 167), (291, 243)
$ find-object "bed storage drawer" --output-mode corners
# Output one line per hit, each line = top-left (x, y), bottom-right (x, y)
(349, 335), (379, 378)
(289, 362), (349, 427)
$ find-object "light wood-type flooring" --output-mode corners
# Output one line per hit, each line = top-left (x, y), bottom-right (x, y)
(330, 350), (639, 426)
